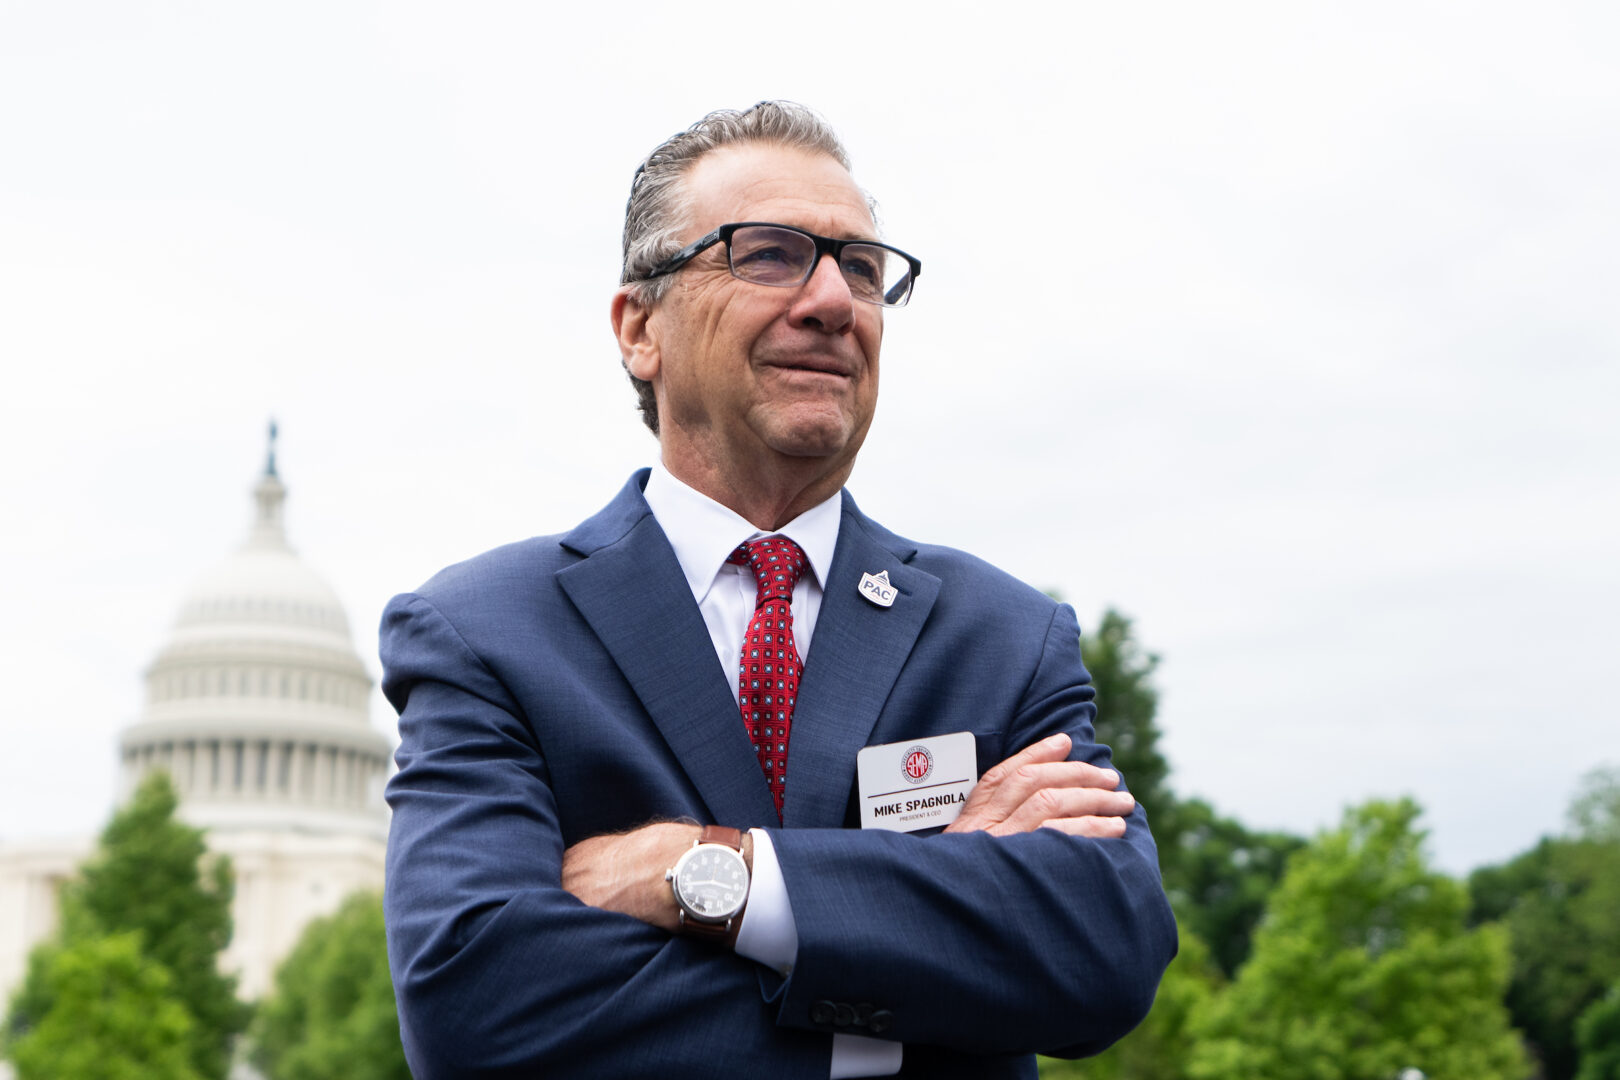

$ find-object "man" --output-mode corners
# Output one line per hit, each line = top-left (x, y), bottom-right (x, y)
(382, 102), (1176, 1079)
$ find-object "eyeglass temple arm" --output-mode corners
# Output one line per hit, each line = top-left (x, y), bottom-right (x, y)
(643, 226), (726, 280)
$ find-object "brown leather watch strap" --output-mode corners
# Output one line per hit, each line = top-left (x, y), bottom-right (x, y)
(699, 825), (744, 852)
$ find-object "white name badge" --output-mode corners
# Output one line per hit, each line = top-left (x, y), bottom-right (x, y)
(856, 731), (978, 832)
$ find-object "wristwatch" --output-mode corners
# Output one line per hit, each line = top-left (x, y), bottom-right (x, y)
(665, 825), (750, 944)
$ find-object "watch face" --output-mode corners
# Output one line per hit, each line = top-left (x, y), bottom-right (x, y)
(674, 845), (748, 922)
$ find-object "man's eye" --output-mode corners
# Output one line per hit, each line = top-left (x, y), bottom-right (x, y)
(732, 240), (811, 283)
(842, 252), (883, 283)
(737, 245), (793, 266)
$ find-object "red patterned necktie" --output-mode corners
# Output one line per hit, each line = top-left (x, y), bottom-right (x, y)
(728, 536), (808, 820)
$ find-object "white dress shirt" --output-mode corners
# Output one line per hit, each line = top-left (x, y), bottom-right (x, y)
(642, 464), (903, 1079)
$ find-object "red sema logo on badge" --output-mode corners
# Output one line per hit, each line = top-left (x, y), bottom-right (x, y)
(902, 746), (933, 784)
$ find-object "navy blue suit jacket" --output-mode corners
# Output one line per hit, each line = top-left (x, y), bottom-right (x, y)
(381, 472), (1176, 1079)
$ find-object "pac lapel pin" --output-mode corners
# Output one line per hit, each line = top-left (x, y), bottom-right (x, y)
(858, 570), (896, 608)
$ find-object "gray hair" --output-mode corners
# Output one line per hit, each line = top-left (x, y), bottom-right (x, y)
(619, 101), (865, 434)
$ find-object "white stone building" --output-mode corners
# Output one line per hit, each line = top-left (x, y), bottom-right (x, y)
(0, 439), (391, 1005)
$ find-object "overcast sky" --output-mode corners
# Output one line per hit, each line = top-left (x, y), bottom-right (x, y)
(2, 2), (1615, 875)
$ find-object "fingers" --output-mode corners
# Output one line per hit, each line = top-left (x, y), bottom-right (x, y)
(947, 732), (1134, 837)
(948, 734), (1076, 833)
(986, 777), (1134, 837)
(1038, 815), (1129, 839)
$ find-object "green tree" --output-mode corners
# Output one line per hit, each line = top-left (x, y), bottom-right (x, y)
(1468, 836), (1556, 926)
(1078, 608), (1303, 978)
(5, 933), (203, 1080)
(1187, 799), (1529, 1080)
(1577, 982), (1620, 1080)
(1082, 609), (1171, 829)
(250, 891), (409, 1080)
(1569, 766), (1620, 844)
(1469, 768), (1620, 1080)
(4, 772), (248, 1079)
(1474, 837), (1620, 1080)
(1039, 929), (1223, 1079)
(1161, 798), (1304, 978)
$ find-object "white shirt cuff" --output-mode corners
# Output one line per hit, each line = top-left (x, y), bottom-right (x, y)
(831, 1034), (904, 1078)
(733, 828), (796, 974)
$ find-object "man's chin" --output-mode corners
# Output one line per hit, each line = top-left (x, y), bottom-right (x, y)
(761, 416), (867, 463)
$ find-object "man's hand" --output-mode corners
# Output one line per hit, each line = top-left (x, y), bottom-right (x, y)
(945, 733), (1135, 838)
(561, 822), (700, 930)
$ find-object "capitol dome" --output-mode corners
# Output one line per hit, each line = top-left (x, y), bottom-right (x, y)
(118, 437), (390, 840)
(0, 430), (392, 1003)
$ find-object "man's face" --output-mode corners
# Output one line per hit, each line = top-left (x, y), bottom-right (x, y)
(627, 142), (884, 493)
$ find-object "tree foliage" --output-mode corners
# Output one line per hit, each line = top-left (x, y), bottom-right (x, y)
(1187, 799), (1529, 1080)
(1568, 766), (1620, 845)
(1082, 609), (1171, 830)
(1577, 982), (1620, 1080)
(1574, 984), (1620, 1080)
(250, 891), (409, 1080)
(2, 772), (246, 1080)
(1161, 798), (1303, 978)
(1078, 607), (1301, 979)
(5, 933), (204, 1080)
(1469, 785), (1620, 1080)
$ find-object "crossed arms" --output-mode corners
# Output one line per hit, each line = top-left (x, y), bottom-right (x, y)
(561, 731), (1138, 929)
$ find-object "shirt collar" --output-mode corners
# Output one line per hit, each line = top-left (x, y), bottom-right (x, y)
(643, 463), (841, 604)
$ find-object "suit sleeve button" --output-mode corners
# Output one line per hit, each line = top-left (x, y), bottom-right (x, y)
(833, 1003), (856, 1028)
(853, 1003), (874, 1028)
(810, 1000), (836, 1026)
(868, 1009), (895, 1035)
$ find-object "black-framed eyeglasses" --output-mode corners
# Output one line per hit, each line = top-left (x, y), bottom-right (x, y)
(638, 222), (922, 308)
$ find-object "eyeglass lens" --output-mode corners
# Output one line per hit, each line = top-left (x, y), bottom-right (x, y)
(728, 226), (913, 307)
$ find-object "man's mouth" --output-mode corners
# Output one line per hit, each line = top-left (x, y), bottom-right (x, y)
(763, 354), (856, 379)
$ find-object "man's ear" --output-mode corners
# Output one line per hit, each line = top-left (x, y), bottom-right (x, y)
(610, 287), (660, 383)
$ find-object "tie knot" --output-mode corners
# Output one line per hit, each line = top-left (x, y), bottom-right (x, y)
(730, 536), (808, 605)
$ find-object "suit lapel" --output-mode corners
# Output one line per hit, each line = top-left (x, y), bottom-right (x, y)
(785, 496), (940, 828)
(556, 475), (778, 827)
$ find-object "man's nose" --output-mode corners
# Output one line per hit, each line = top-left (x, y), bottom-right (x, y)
(790, 252), (856, 333)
